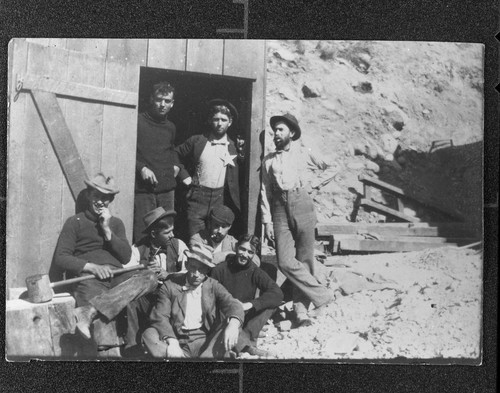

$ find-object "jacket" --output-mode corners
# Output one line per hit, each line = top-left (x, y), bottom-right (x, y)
(150, 274), (244, 340)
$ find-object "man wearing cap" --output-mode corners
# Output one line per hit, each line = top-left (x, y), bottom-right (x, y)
(134, 81), (190, 243)
(143, 243), (244, 358)
(190, 205), (260, 266)
(174, 99), (242, 237)
(52, 173), (157, 347)
(260, 114), (334, 327)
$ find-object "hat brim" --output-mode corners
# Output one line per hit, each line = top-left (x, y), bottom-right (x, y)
(270, 116), (302, 140)
(184, 249), (215, 268)
(143, 211), (176, 233)
(84, 180), (120, 195)
(207, 99), (239, 122)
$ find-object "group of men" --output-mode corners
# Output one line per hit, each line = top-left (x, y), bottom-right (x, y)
(51, 81), (336, 359)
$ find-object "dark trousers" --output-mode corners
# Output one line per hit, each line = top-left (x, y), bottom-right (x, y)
(142, 326), (208, 358)
(134, 190), (175, 243)
(235, 307), (276, 352)
(186, 185), (224, 237)
(272, 188), (332, 313)
(74, 270), (157, 346)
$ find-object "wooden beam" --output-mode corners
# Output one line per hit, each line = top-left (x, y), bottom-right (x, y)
(316, 222), (477, 238)
(31, 90), (88, 201)
(20, 74), (137, 107)
(338, 239), (461, 253)
(333, 234), (478, 244)
(360, 198), (421, 222)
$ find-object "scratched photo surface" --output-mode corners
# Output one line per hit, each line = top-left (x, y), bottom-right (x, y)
(5, 39), (483, 362)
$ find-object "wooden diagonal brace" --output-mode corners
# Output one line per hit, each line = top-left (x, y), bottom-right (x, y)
(31, 90), (88, 201)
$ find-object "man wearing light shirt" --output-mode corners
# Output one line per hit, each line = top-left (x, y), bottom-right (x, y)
(260, 113), (334, 327)
(142, 243), (244, 358)
(175, 99), (242, 237)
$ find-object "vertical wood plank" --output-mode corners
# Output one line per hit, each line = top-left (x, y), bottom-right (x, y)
(6, 38), (29, 289)
(147, 39), (187, 70)
(223, 40), (266, 233)
(102, 39), (146, 239)
(15, 43), (68, 287)
(186, 39), (224, 74)
(61, 49), (106, 219)
(66, 39), (108, 57)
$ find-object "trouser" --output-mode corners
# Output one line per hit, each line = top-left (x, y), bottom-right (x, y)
(272, 188), (332, 312)
(142, 326), (208, 358)
(186, 185), (224, 237)
(234, 307), (276, 352)
(74, 270), (157, 346)
(134, 190), (175, 243)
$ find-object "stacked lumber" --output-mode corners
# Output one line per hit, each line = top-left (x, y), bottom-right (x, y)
(316, 222), (480, 253)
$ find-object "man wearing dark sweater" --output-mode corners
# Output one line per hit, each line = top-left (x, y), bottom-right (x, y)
(211, 234), (283, 357)
(134, 81), (190, 242)
(53, 173), (157, 347)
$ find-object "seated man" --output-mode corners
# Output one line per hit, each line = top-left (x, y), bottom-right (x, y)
(190, 205), (259, 266)
(123, 207), (189, 356)
(211, 234), (283, 357)
(142, 243), (244, 359)
(52, 173), (157, 345)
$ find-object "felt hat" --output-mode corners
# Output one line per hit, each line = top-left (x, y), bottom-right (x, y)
(185, 243), (215, 268)
(84, 172), (120, 195)
(209, 205), (235, 227)
(270, 113), (302, 140)
(207, 98), (239, 122)
(143, 207), (176, 233)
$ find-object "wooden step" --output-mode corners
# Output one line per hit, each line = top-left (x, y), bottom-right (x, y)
(316, 222), (478, 238)
(336, 238), (463, 253)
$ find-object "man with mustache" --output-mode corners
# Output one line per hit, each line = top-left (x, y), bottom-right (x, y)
(175, 99), (241, 238)
(134, 81), (190, 243)
(211, 234), (283, 357)
(52, 173), (157, 349)
(260, 114), (334, 327)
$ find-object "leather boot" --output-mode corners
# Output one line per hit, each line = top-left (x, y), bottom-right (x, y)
(74, 305), (98, 340)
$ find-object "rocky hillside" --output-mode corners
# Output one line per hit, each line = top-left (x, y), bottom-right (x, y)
(265, 40), (483, 228)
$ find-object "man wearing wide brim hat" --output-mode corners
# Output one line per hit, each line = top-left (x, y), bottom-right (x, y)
(174, 98), (243, 238)
(260, 113), (335, 327)
(52, 173), (158, 351)
(143, 242), (244, 359)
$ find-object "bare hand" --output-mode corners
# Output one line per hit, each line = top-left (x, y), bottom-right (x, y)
(166, 339), (184, 358)
(83, 263), (114, 280)
(98, 207), (112, 240)
(156, 269), (169, 281)
(264, 223), (275, 244)
(223, 318), (240, 351)
(141, 167), (158, 187)
(239, 301), (253, 311)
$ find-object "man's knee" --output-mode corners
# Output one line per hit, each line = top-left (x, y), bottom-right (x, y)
(142, 327), (167, 358)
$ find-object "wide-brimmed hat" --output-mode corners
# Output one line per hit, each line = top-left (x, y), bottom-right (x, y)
(207, 98), (239, 122)
(84, 172), (120, 195)
(143, 207), (176, 233)
(270, 113), (302, 140)
(209, 205), (235, 227)
(184, 243), (215, 268)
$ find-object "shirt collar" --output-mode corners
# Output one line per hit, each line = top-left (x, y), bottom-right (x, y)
(209, 135), (229, 145)
(275, 141), (293, 154)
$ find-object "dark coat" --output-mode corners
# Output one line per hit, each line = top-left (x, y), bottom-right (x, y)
(174, 134), (241, 211)
(149, 273), (244, 340)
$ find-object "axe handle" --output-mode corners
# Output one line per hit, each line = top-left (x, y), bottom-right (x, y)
(50, 265), (146, 289)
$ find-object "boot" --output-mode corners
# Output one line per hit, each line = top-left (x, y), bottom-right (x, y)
(74, 305), (98, 340)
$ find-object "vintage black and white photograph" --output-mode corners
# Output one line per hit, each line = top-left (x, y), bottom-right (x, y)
(5, 38), (483, 362)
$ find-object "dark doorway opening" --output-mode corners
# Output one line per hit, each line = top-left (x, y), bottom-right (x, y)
(137, 67), (255, 242)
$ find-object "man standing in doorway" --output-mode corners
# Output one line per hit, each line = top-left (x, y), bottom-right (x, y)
(134, 81), (190, 243)
(175, 99), (241, 238)
(260, 113), (334, 327)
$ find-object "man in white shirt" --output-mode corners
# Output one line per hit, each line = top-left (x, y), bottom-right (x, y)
(260, 113), (334, 327)
(142, 243), (244, 358)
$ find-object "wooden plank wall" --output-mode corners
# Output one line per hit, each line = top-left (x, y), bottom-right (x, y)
(7, 39), (266, 289)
